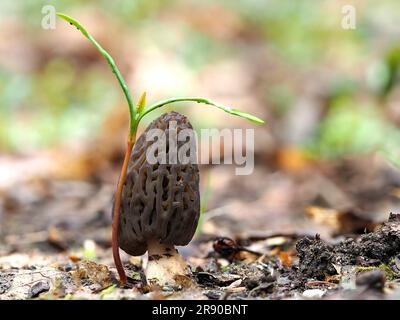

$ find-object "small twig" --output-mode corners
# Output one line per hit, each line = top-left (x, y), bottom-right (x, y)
(5, 231), (49, 245)
(3, 269), (62, 277)
(305, 280), (337, 287)
(92, 283), (114, 294)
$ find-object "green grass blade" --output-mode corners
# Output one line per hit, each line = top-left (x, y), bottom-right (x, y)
(139, 97), (265, 124)
(56, 12), (136, 138)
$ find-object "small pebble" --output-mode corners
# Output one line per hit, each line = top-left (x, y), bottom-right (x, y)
(29, 280), (50, 298)
(205, 290), (223, 300)
(356, 270), (385, 291)
(162, 285), (182, 292)
(302, 289), (325, 299)
(227, 279), (242, 288)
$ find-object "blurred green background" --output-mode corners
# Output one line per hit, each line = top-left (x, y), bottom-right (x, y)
(1, 0), (400, 166)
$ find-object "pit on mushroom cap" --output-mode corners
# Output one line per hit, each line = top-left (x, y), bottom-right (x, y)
(117, 111), (200, 286)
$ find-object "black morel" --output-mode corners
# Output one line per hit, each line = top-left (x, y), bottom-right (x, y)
(118, 111), (200, 284)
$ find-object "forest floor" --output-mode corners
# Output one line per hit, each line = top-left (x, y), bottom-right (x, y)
(1, 153), (400, 300)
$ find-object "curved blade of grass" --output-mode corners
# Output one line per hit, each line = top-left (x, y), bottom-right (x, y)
(56, 12), (136, 139)
(56, 12), (136, 286)
(139, 97), (265, 124)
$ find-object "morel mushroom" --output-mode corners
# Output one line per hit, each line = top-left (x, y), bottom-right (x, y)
(117, 111), (200, 285)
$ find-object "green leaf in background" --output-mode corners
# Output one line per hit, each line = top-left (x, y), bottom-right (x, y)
(306, 97), (400, 161)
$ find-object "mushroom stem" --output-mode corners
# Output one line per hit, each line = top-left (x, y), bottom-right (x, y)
(112, 139), (134, 286)
(145, 239), (189, 286)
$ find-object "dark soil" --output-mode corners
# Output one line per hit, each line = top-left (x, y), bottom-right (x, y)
(296, 213), (400, 280)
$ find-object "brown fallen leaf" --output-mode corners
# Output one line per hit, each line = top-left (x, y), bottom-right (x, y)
(69, 255), (81, 263)
(71, 260), (112, 288)
(47, 226), (68, 251)
(275, 146), (311, 173)
(233, 250), (261, 263)
(279, 251), (292, 268)
(305, 205), (378, 234)
(269, 247), (281, 257)
(173, 274), (196, 288)
(305, 280), (337, 287)
(325, 274), (341, 284)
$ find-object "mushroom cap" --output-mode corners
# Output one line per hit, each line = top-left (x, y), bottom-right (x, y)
(117, 111), (200, 256)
